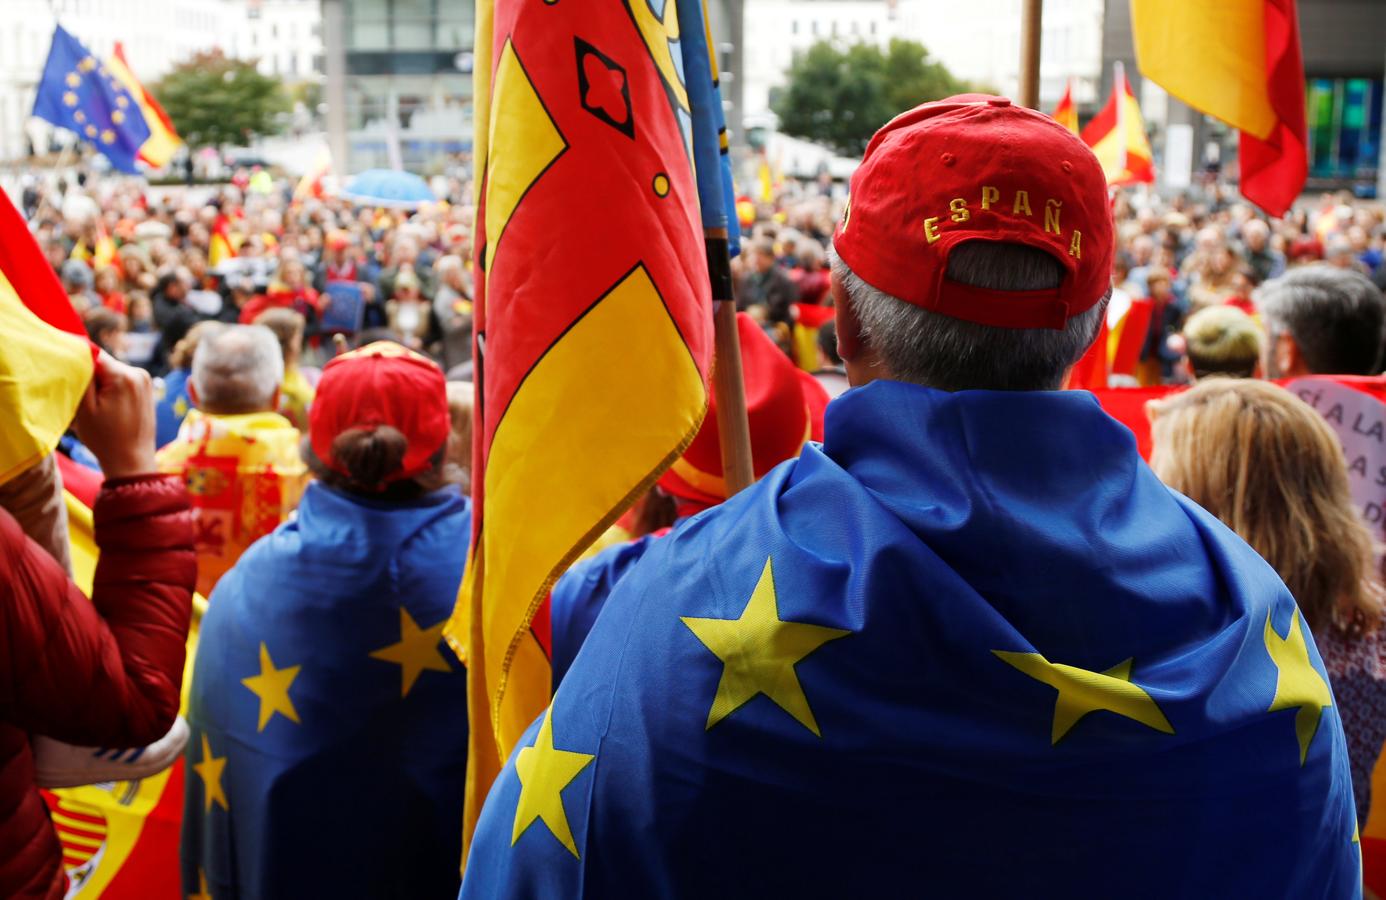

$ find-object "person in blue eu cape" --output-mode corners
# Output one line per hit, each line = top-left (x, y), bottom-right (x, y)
(546, 311), (828, 688)
(182, 341), (471, 899)
(461, 96), (1363, 899)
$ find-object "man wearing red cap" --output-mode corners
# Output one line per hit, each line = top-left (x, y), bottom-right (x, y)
(461, 97), (1358, 897)
(545, 313), (828, 687)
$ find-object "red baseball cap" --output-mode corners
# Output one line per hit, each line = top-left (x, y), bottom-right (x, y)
(658, 313), (829, 508)
(309, 341), (450, 485)
(833, 94), (1114, 330)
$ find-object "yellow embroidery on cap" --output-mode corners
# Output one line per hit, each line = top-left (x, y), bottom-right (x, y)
(1069, 230), (1082, 259)
(1044, 199), (1062, 235)
(949, 198), (970, 223)
(923, 217), (942, 244)
(981, 186), (1000, 211)
(1012, 190), (1032, 217)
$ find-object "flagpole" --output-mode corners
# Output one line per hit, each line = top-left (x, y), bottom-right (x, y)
(1018, 0), (1043, 109)
(706, 233), (755, 496)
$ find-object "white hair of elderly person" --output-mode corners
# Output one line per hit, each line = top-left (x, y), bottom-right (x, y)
(187, 324), (285, 416)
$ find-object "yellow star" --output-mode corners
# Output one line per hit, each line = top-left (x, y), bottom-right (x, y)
(78, 57), (96, 72)
(73, 111), (86, 124)
(63, 91), (78, 107)
(241, 643), (301, 731)
(1264, 609), (1332, 764)
(511, 707), (594, 858)
(994, 651), (1174, 744)
(681, 557), (849, 736)
(65, 72), (80, 88)
(369, 608), (453, 697)
(188, 868), (212, 900)
(112, 110), (125, 124)
(84, 125), (97, 138)
(100, 130), (115, 145)
(117, 95), (130, 108)
(192, 733), (228, 812)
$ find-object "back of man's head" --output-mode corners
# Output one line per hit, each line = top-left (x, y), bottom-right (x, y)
(1256, 265), (1385, 375)
(830, 95), (1113, 392)
(191, 324), (285, 415)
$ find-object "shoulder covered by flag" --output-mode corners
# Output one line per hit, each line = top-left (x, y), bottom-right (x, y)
(462, 383), (1359, 898)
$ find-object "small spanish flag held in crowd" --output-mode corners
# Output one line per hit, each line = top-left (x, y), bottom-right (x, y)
(0, 187), (94, 486)
(448, 0), (737, 861)
(1131, 0), (1306, 217)
(107, 41), (183, 169)
(1051, 78), (1079, 135)
(209, 214), (237, 268)
(1081, 63), (1155, 186)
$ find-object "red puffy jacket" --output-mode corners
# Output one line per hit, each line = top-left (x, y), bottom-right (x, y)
(0, 474), (195, 899)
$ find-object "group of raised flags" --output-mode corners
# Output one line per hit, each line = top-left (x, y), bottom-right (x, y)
(1052, 0), (1306, 217)
(31, 25), (181, 174)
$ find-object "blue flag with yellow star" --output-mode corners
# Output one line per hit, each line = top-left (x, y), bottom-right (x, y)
(182, 482), (471, 899)
(33, 25), (152, 174)
(462, 382), (1361, 898)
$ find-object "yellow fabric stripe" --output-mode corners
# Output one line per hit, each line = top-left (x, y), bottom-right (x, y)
(1131, 0), (1276, 140)
(104, 52), (181, 166)
(0, 270), (93, 488)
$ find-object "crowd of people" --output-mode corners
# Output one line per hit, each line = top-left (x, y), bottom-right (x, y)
(5, 92), (1386, 897)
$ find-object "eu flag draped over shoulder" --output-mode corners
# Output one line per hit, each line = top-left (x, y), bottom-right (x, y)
(446, 0), (736, 855)
(182, 484), (472, 898)
(33, 26), (152, 174)
(462, 383), (1360, 898)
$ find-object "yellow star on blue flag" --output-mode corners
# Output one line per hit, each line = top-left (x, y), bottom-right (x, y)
(32, 26), (151, 173)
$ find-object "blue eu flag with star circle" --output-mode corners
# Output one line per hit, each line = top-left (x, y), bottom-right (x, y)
(33, 26), (152, 174)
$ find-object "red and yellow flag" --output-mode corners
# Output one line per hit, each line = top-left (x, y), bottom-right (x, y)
(43, 486), (202, 900)
(209, 214), (237, 268)
(445, 0), (716, 858)
(1081, 63), (1155, 186)
(0, 188), (94, 487)
(107, 43), (182, 169)
(1131, 0), (1305, 217)
(1052, 79), (1079, 135)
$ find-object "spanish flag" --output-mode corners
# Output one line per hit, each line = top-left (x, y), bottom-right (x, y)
(1131, 0), (1306, 217)
(446, 0), (727, 858)
(1052, 79), (1079, 135)
(1080, 63), (1155, 186)
(0, 188), (94, 487)
(106, 42), (182, 169)
(43, 483), (202, 900)
(209, 214), (237, 268)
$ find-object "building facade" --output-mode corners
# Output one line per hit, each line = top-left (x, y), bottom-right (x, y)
(322, 0), (472, 173)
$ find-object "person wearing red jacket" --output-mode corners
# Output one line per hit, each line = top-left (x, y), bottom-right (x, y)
(0, 355), (196, 900)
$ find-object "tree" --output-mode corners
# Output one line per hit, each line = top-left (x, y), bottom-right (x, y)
(152, 50), (290, 150)
(772, 39), (972, 156)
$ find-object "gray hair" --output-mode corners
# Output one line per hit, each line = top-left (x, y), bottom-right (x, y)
(830, 242), (1108, 391)
(1256, 264), (1385, 376)
(191, 324), (285, 415)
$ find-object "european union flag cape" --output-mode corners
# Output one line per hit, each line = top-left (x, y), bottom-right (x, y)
(463, 382), (1360, 898)
(183, 483), (471, 899)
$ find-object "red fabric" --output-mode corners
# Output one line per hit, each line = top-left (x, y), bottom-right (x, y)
(1067, 316), (1109, 390)
(1239, 0), (1307, 218)
(834, 95), (1113, 330)
(0, 474), (194, 899)
(53, 453), (102, 509)
(310, 341), (451, 484)
(794, 302), (836, 328)
(658, 314), (829, 505)
(0, 189), (87, 341)
(1089, 385), (1183, 459)
(1112, 298), (1155, 376)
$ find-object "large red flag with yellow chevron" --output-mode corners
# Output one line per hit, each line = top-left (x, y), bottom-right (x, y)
(0, 187), (94, 487)
(444, 0), (722, 855)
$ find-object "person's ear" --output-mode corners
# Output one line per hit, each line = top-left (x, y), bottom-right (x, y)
(1276, 332), (1304, 377)
(270, 386), (282, 413)
(831, 275), (863, 362)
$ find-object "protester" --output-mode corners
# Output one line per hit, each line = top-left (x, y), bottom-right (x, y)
(60, 258), (99, 313)
(1181, 305), (1262, 380)
(433, 254), (473, 373)
(1, 354), (194, 900)
(183, 342), (470, 899)
(1150, 378), (1386, 823)
(156, 324), (307, 597)
(546, 313), (828, 687)
(253, 307), (315, 431)
(83, 305), (127, 359)
(739, 237), (797, 326)
(1256, 265), (1386, 378)
(445, 380), (474, 491)
(155, 321), (223, 449)
(461, 95), (1358, 897)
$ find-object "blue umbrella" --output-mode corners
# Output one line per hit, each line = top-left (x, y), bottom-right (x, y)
(340, 169), (436, 209)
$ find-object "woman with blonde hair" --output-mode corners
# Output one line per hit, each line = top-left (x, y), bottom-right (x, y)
(1150, 378), (1386, 822)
